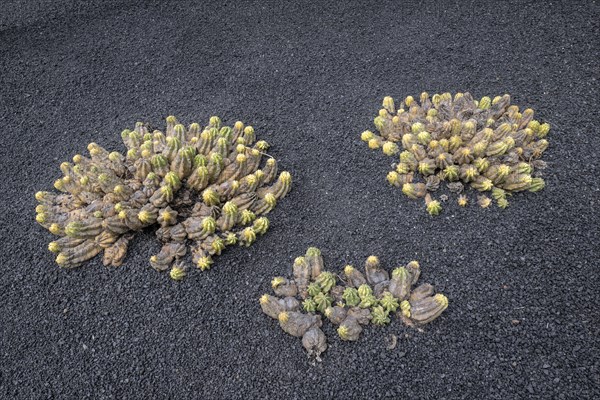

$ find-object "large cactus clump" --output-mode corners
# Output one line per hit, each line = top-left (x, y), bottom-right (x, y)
(361, 92), (550, 214)
(260, 248), (448, 360)
(35, 116), (292, 280)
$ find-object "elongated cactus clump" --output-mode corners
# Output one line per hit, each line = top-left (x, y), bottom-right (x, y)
(259, 248), (448, 360)
(36, 116), (292, 279)
(362, 93), (550, 214)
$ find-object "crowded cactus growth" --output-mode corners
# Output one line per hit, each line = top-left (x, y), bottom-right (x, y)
(260, 248), (448, 360)
(361, 92), (550, 214)
(35, 116), (292, 279)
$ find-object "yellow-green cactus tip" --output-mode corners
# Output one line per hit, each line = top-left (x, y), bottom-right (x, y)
(324, 306), (334, 318)
(35, 191), (46, 201)
(368, 138), (380, 149)
(202, 216), (216, 231)
(366, 255), (379, 265)
(264, 192), (277, 207)
(458, 195), (468, 207)
(36, 213), (47, 224)
(279, 171), (292, 184)
(378, 108), (388, 118)
(266, 158), (276, 166)
(240, 227), (256, 245)
(497, 197), (509, 209)
(235, 143), (246, 154)
(255, 140), (270, 151)
(528, 120), (541, 132)
(97, 173), (108, 183)
(159, 210), (172, 223)
(426, 200), (442, 216)
(48, 242), (60, 253)
(529, 177), (545, 192)
(294, 256), (306, 266)
(306, 247), (321, 257)
(55, 253), (68, 266)
(344, 265), (354, 275)
(197, 256), (213, 271)
(236, 153), (247, 164)
(245, 174), (258, 186)
(126, 148), (138, 159)
(271, 276), (285, 289)
(138, 210), (152, 223)
(479, 96), (491, 109)
(361, 130), (374, 142)
(169, 266), (186, 281)
(278, 312), (289, 323)
(411, 122), (425, 134)
(253, 217), (269, 235)
(387, 171), (399, 185)
(113, 185), (125, 195)
(400, 300), (411, 318)
(259, 294), (269, 304)
(391, 266), (406, 279)
(166, 115), (177, 124)
(118, 210), (127, 220)
(222, 201), (238, 215)
(337, 325), (349, 339)
(382, 141), (399, 156)
(434, 293), (449, 308)
(202, 189), (219, 205)
(358, 285), (373, 300)
(49, 223), (61, 235)
(224, 232), (237, 245)
(417, 130), (431, 143)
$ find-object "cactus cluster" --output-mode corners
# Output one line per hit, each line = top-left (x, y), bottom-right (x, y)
(260, 248), (448, 360)
(35, 116), (292, 279)
(361, 92), (549, 214)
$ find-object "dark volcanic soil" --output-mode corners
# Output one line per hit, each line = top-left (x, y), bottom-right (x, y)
(1, 1), (599, 399)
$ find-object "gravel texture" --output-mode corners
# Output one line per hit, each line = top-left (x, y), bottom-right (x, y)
(1, 0), (599, 398)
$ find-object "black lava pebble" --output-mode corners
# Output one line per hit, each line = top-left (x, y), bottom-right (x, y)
(1, 0), (599, 399)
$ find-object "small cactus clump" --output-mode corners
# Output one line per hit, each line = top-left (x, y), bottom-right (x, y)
(259, 248), (448, 360)
(361, 93), (550, 214)
(35, 116), (292, 279)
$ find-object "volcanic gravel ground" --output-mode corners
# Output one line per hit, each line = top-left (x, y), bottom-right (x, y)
(1, 0), (599, 398)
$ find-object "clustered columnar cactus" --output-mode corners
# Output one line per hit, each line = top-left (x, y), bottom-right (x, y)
(259, 248), (448, 360)
(35, 116), (292, 279)
(361, 93), (550, 214)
